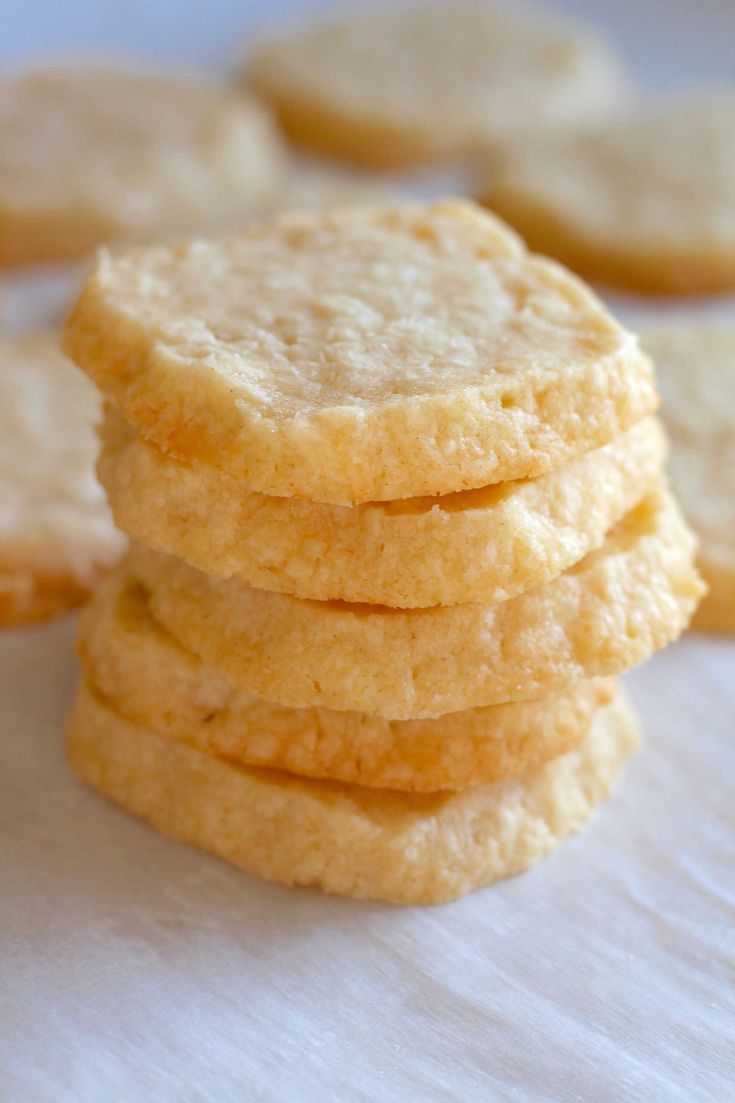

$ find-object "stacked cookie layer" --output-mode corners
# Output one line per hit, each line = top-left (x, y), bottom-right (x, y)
(63, 202), (703, 904)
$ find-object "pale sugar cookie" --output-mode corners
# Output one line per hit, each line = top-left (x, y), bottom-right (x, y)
(0, 332), (124, 626)
(0, 64), (284, 265)
(129, 487), (703, 719)
(480, 93), (735, 295)
(245, 3), (626, 168)
(67, 680), (639, 904)
(641, 323), (735, 632)
(65, 201), (656, 504)
(78, 568), (615, 792)
(99, 410), (665, 607)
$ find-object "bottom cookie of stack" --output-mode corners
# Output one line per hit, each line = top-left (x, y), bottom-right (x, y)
(67, 678), (639, 905)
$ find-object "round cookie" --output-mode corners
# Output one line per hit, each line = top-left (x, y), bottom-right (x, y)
(67, 680), (639, 905)
(0, 64), (284, 265)
(641, 323), (735, 632)
(245, 3), (626, 168)
(0, 332), (124, 627)
(64, 201), (656, 504)
(100, 411), (666, 607)
(78, 568), (615, 792)
(480, 93), (735, 295)
(129, 486), (703, 719)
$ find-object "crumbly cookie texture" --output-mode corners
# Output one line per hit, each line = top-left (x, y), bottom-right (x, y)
(78, 569), (615, 792)
(67, 680), (638, 904)
(65, 201), (656, 504)
(480, 93), (735, 295)
(0, 65), (284, 265)
(245, 2), (626, 167)
(129, 486), (703, 719)
(641, 323), (735, 632)
(100, 411), (666, 607)
(0, 332), (124, 627)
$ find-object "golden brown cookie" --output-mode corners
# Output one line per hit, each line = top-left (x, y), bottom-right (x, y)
(0, 332), (124, 626)
(78, 568), (615, 792)
(67, 679), (639, 904)
(245, 3), (626, 167)
(0, 64), (284, 265)
(129, 487), (702, 719)
(64, 201), (656, 504)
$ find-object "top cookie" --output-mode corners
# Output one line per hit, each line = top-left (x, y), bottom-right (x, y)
(65, 201), (655, 504)
(245, 2), (626, 167)
(480, 93), (735, 295)
(0, 64), (284, 265)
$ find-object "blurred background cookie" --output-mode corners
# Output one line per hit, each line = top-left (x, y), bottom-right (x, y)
(641, 322), (735, 632)
(480, 92), (735, 294)
(0, 63), (285, 265)
(245, 2), (627, 167)
(0, 331), (124, 626)
(267, 164), (403, 214)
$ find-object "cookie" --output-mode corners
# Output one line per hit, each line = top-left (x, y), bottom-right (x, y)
(78, 568), (615, 792)
(480, 93), (735, 295)
(128, 487), (702, 719)
(270, 166), (402, 214)
(0, 332), (124, 627)
(67, 680), (638, 904)
(0, 64), (284, 265)
(64, 201), (656, 504)
(641, 323), (735, 632)
(99, 410), (666, 607)
(245, 3), (626, 168)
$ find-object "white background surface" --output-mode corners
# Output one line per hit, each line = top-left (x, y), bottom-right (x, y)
(1, 3), (734, 1101)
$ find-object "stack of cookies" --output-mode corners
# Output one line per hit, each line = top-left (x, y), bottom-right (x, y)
(63, 201), (703, 904)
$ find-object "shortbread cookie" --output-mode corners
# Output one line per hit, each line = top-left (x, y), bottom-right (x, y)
(67, 680), (638, 904)
(481, 94), (735, 295)
(100, 410), (666, 607)
(129, 487), (702, 719)
(65, 201), (656, 504)
(245, 3), (626, 168)
(78, 569), (615, 791)
(0, 333), (124, 626)
(641, 323), (735, 632)
(0, 65), (284, 265)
